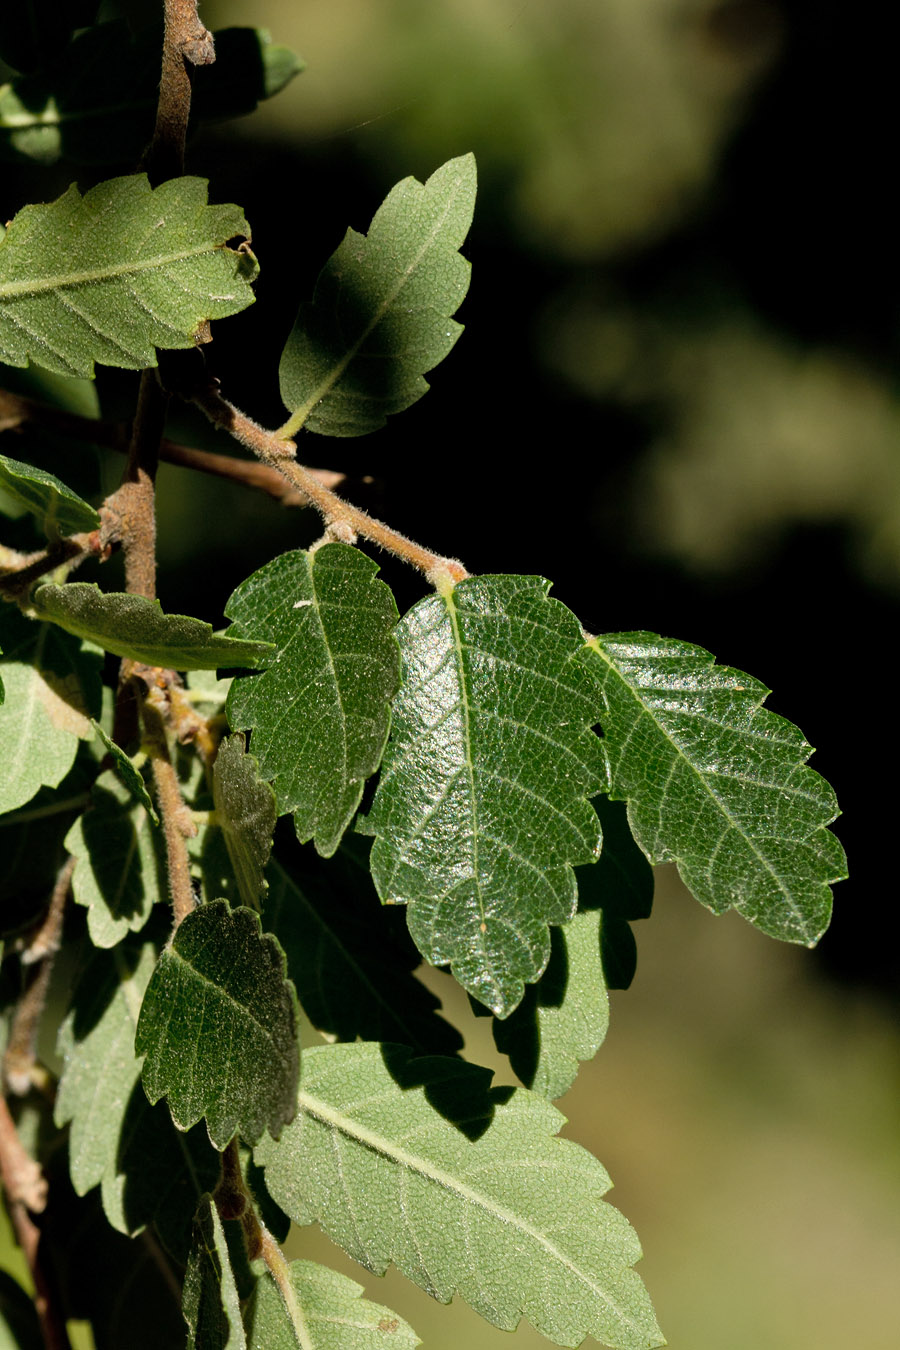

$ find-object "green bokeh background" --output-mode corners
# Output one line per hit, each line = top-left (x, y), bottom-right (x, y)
(2, 2), (899, 1347)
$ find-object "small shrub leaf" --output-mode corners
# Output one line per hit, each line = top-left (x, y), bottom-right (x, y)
(225, 544), (400, 857)
(278, 154), (475, 437)
(90, 719), (159, 823)
(584, 633), (846, 945)
(245, 1257), (419, 1350)
(361, 574), (606, 1017)
(212, 734), (277, 909)
(0, 452), (99, 534)
(183, 1195), (247, 1350)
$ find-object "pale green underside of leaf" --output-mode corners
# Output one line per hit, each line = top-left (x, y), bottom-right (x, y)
(362, 574), (607, 1017)
(0, 174), (257, 377)
(0, 604), (100, 813)
(0, 452), (99, 534)
(0, 24), (303, 167)
(64, 769), (164, 947)
(255, 1043), (662, 1350)
(245, 1258), (420, 1350)
(278, 154), (475, 437)
(184, 1196), (247, 1350)
(135, 900), (300, 1149)
(91, 718), (159, 823)
(225, 544), (400, 857)
(584, 632), (846, 945)
(492, 907), (609, 1099)
(213, 734), (277, 909)
(30, 582), (274, 670)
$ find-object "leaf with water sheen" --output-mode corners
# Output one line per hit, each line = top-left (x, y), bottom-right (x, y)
(30, 582), (274, 669)
(0, 604), (100, 814)
(278, 155), (475, 437)
(225, 544), (400, 857)
(0, 175), (257, 378)
(0, 452), (99, 534)
(213, 734), (277, 909)
(245, 1258), (419, 1350)
(362, 574), (606, 1017)
(584, 633), (846, 945)
(183, 1196), (247, 1350)
(65, 769), (164, 947)
(136, 900), (300, 1149)
(255, 1043), (662, 1350)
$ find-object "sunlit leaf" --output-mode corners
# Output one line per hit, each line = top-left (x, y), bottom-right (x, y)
(0, 175), (257, 378)
(361, 574), (606, 1017)
(278, 155), (475, 437)
(0, 452), (99, 535)
(255, 1043), (663, 1350)
(136, 900), (300, 1149)
(245, 1257), (419, 1350)
(91, 719), (158, 824)
(584, 633), (846, 945)
(225, 544), (399, 857)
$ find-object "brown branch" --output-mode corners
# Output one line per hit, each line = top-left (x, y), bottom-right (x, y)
(144, 0), (214, 186)
(192, 384), (469, 584)
(0, 387), (348, 508)
(140, 681), (197, 929)
(0, 533), (98, 599)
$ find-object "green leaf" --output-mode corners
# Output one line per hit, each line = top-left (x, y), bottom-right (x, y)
(225, 544), (400, 857)
(90, 719), (159, 823)
(361, 574), (606, 1017)
(245, 1258), (420, 1350)
(183, 1195), (248, 1350)
(278, 154), (475, 437)
(64, 769), (164, 947)
(54, 932), (220, 1260)
(30, 582), (274, 670)
(255, 1043), (663, 1350)
(0, 175), (257, 378)
(212, 734), (277, 909)
(584, 633), (846, 945)
(266, 849), (462, 1054)
(0, 453), (99, 535)
(136, 900), (300, 1149)
(0, 605), (101, 814)
(0, 24), (303, 166)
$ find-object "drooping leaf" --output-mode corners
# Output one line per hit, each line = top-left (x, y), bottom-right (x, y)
(183, 1196), (248, 1350)
(0, 24), (304, 165)
(0, 175), (257, 378)
(245, 1257), (420, 1350)
(90, 719), (158, 823)
(278, 154), (475, 437)
(30, 582), (274, 670)
(266, 849), (462, 1054)
(0, 604), (100, 814)
(64, 769), (164, 947)
(255, 1043), (663, 1350)
(212, 734), (277, 909)
(136, 900), (300, 1149)
(225, 544), (400, 857)
(584, 633), (847, 945)
(0, 452), (99, 535)
(361, 574), (606, 1017)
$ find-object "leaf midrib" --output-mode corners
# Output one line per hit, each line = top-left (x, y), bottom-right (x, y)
(0, 242), (231, 300)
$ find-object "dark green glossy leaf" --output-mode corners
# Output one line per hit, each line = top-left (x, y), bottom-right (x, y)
(225, 544), (400, 857)
(245, 1257), (419, 1350)
(0, 175), (257, 378)
(362, 574), (606, 1017)
(278, 155), (475, 437)
(584, 633), (846, 945)
(136, 900), (300, 1149)
(0, 604), (101, 814)
(0, 452), (99, 534)
(183, 1195), (247, 1350)
(213, 734), (277, 909)
(30, 582), (274, 670)
(255, 1043), (663, 1350)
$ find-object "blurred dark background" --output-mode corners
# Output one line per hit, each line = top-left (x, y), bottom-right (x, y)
(2, 2), (898, 1346)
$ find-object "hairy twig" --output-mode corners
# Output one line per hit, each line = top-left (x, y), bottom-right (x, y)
(192, 383), (470, 583)
(140, 682), (197, 930)
(0, 532), (99, 599)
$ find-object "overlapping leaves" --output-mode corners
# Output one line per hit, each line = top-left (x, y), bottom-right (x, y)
(278, 154), (475, 436)
(225, 544), (399, 857)
(255, 1043), (663, 1350)
(0, 174), (257, 377)
(362, 573), (606, 1017)
(584, 632), (846, 944)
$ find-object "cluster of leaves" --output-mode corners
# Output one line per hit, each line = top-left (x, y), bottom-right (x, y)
(0, 10), (845, 1350)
